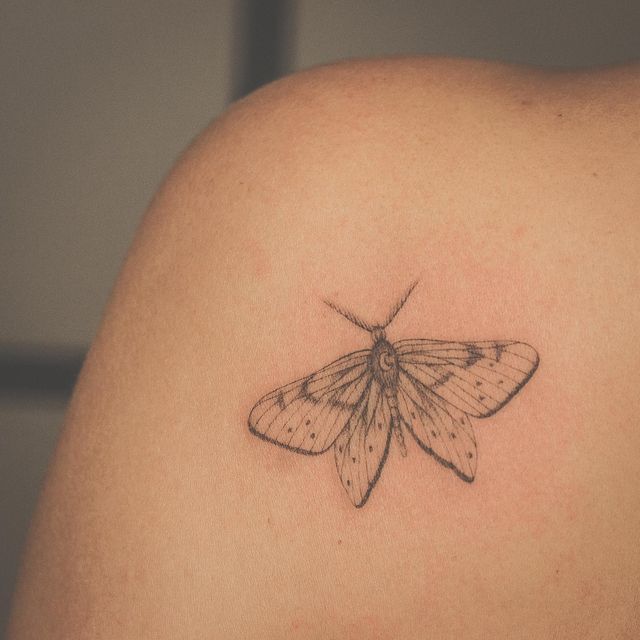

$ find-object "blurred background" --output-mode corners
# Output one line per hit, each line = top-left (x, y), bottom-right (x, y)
(2, 0), (639, 629)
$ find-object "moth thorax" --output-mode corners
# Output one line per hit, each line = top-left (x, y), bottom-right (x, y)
(371, 339), (399, 387)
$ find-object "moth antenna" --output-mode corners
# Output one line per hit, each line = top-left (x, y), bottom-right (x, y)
(323, 298), (375, 332)
(382, 280), (419, 329)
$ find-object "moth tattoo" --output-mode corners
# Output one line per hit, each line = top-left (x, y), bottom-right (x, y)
(249, 282), (539, 508)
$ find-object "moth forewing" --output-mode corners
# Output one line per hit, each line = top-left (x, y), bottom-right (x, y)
(395, 339), (539, 418)
(248, 351), (372, 455)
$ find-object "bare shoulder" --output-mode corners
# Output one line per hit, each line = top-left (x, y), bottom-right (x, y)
(190, 55), (640, 262)
(8, 58), (640, 639)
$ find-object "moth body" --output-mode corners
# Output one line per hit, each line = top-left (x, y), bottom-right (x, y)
(370, 335), (399, 388)
(370, 335), (407, 456)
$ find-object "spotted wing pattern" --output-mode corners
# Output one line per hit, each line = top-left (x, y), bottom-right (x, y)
(397, 371), (477, 481)
(249, 350), (372, 454)
(395, 339), (538, 481)
(395, 340), (539, 418)
(334, 379), (392, 507)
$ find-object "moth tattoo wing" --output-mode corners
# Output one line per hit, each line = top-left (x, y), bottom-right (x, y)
(397, 379), (478, 482)
(334, 378), (393, 507)
(395, 339), (540, 417)
(248, 350), (372, 454)
(395, 339), (539, 481)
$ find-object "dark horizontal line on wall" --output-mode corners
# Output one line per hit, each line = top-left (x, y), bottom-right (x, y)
(0, 348), (86, 398)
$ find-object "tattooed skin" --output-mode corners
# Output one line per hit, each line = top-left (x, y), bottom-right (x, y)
(248, 282), (539, 508)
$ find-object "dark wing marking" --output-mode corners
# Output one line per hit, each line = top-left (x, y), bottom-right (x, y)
(249, 350), (372, 454)
(397, 370), (477, 481)
(334, 379), (392, 507)
(394, 339), (539, 418)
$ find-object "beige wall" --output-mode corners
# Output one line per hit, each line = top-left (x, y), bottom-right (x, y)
(294, 1), (640, 69)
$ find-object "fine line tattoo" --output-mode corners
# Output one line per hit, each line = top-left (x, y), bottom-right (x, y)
(248, 282), (539, 508)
